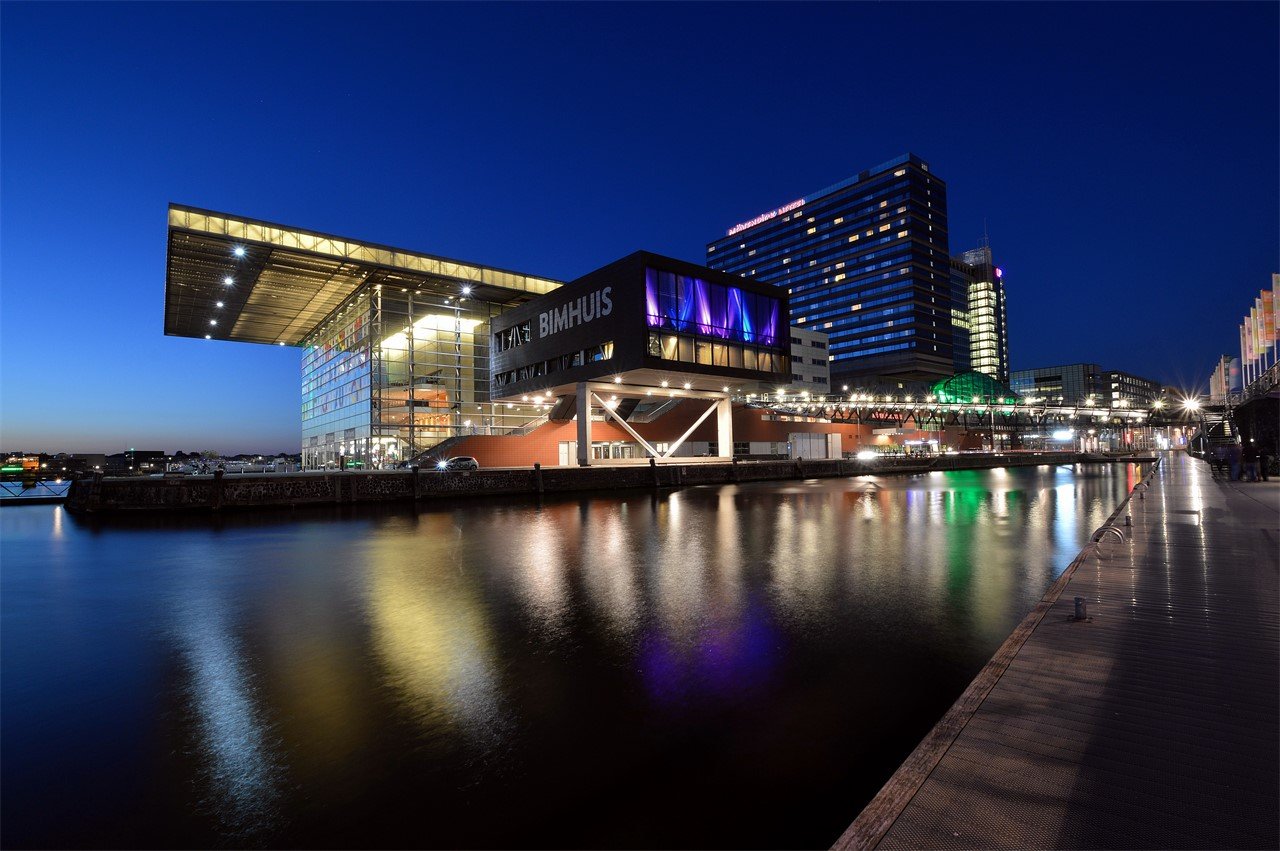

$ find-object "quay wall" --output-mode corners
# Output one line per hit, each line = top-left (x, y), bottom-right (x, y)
(64, 452), (1151, 515)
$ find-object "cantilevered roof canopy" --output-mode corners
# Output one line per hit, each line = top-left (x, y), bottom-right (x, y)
(165, 204), (563, 346)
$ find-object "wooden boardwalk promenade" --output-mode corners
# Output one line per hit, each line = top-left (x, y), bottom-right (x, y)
(837, 453), (1279, 850)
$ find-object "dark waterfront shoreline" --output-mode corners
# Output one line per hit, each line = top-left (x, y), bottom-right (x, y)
(65, 452), (1153, 516)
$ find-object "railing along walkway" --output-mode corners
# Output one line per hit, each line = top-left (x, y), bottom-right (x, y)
(836, 452), (1279, 850)
(0, 480), (72, 501)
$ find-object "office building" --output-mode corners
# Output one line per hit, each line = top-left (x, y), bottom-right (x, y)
(951, 243), (1008, 382)
(1106, 369), (1162, 408)
(787, 328), (831, 394)
(706, 154), (954, 385)
(948, 259), (972, 374)
(1011, 363), (1160, 409)
(1010, 363), (1105, 405)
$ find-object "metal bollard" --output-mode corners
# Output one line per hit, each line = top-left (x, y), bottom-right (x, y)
(1073, 597), (1088, 620)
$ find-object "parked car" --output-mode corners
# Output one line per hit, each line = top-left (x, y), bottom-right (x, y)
(434, 456), (479, 472)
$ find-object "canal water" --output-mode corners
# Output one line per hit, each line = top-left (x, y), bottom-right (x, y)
(1, 464), (1138, 849)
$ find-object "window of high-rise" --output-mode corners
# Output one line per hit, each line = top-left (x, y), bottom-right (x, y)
(707, 154), (953, 385)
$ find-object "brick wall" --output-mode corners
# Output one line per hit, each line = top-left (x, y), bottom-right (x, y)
(444, 403), (886, 467)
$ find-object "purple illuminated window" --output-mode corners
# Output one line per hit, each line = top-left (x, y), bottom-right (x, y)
(644, 268), (780, 347)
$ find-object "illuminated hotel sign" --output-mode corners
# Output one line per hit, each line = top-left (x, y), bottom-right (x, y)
(726, 198), (806, 236)
(538, 286), (612, 338)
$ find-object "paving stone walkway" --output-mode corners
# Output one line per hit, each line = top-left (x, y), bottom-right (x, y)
(837, 453), (1279, 850)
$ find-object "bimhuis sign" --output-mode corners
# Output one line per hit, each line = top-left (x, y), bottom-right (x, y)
(538, 286), (612, 339)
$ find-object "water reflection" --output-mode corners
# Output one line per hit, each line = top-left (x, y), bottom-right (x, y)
(362, 514), (508, 752)
(2, 463), (1138, 849)
(172, 566), (283, 839)
(577, 501), (645, 639)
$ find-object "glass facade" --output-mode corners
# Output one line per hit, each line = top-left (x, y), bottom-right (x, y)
(968, 280), (1006, 379)
(930, 371), (1018, 405)
(301, 293), (373, 468)
(706, 154), (954, 382)
(644, 267), (782, 345)
(301, 284), (547, 469)
(643, 267), (788, 374)
(949, 260), (973, 374)
(958, 245), (1009, 383)
(1009, 363), (1105, 405)
(1107, 370), (1162, 407)
(492, 340), (615, 390)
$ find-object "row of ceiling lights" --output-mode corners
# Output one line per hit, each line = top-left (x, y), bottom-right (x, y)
(205, 245), (246, 339)
(204, 243), (331, 346)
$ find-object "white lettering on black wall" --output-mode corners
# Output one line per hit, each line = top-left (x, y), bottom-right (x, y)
(538, 286), (612, 338)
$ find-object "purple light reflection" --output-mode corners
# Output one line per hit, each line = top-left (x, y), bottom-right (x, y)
(644, 268), (661, 323)
(727, 287), (749, 342)
(694, 277), (714, 337)
(638, 598), (781, 709)
(644, 268), (780, 348)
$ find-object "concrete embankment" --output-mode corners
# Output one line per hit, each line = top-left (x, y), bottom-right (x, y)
(833, 453), (1279, 849)
(64, 452), (1151, 515)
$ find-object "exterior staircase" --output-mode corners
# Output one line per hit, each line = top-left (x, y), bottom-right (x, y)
(627, 398), (684, 423)
(401, 435), (470, 467)
(1190, 408), (1239, 456)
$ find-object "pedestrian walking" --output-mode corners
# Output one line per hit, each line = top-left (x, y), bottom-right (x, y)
(1212, 445), (1228, 478)
(1228, 443), (1243, 481)
(1242, 442), (1259, 482)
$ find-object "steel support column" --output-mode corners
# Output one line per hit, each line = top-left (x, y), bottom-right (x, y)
(576, 383), (592, 467)
(716, 396), (733, 459)
(590, 393), (660, 457)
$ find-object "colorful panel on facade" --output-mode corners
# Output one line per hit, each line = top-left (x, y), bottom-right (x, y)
(644, 268), (780, 346)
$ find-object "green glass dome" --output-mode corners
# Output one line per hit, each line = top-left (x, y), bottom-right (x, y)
(930, 371), (1020, 405)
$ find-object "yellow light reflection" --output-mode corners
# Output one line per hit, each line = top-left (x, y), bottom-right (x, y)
(363, 525), (505, 742)
(381, 314), (483, 350)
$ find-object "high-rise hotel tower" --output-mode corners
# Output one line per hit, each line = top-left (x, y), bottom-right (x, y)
(950, 242), (1009, 383)
(707, 154), (954, 385)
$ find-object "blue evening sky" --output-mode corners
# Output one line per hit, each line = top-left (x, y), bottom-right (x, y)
(2, 2), (1276, 453)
